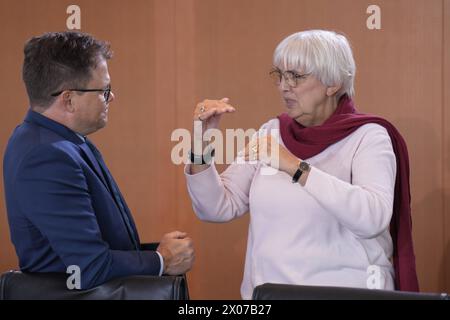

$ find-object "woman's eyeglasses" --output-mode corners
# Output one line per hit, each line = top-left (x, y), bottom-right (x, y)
(269, 68), (310, 88)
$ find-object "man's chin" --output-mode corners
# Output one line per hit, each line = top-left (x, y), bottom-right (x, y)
(97, 118), (107, 129)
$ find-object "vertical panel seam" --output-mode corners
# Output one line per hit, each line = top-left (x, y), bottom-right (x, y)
(442, 0), (447, 291)
(174, 0), (179, 228)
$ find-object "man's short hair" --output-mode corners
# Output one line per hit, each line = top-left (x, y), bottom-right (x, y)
(22, 31), (113, 109)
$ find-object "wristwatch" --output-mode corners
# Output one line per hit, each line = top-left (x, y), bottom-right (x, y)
(189, 147), (215, 165)
(292, 160), (310, 183)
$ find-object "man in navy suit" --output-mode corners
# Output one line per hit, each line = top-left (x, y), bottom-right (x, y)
(3, 31), (194, 289)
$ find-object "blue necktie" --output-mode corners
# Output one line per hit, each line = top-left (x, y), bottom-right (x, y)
(85, 138), (139, 250)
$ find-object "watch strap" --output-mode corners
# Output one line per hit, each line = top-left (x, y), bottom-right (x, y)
(292, 160), (309, 183)
(292, 168), (303, 183)
(189, 148), (215, 165)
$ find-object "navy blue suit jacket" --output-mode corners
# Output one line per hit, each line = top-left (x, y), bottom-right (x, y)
(3, 110), (161, 289)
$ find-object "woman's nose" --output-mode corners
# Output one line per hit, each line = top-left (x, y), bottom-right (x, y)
(279, 77), (291, 91)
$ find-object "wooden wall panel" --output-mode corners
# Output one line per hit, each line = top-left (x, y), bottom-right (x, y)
(443, 0), (450, 292)
(0, 0), (449, 299)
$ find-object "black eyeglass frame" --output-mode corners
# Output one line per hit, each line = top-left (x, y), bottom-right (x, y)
(269, 68), (311, 88)
(51, 86), (112, 103)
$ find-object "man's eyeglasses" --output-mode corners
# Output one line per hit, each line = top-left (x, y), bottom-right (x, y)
(51, 86), (112, 103)
(269, 68), (310, 88)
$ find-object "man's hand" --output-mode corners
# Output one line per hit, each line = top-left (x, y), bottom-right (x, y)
(157, 231), (195, 275)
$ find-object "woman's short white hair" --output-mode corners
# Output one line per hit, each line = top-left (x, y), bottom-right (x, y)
(273, 30), (356, 98)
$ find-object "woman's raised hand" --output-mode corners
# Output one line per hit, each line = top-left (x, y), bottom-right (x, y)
(193, 98), (236, 131)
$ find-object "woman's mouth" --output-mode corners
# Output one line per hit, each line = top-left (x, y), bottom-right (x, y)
(284, 98), (297, 108)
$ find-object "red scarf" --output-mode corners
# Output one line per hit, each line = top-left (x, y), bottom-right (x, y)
(278, 95), (419, 292)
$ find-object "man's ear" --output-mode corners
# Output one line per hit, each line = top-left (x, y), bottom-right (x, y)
(326, 85), (341, 97)
(62, 91), (76, 113)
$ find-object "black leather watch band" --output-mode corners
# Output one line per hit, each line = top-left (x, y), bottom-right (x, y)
(292, 168), (303, 183)
(292, 161), (310, 183)
(189, 148), (215, 165)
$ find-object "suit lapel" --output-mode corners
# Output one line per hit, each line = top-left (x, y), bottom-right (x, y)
(104, 172), (140, 243)
(85, 138), (140, 250)
(79, 143), (112, 192)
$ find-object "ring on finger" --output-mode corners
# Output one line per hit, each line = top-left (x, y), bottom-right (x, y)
(199, 106), (206, 113)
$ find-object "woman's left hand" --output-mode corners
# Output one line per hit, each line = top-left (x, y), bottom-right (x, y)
(242, 135), (300, 175)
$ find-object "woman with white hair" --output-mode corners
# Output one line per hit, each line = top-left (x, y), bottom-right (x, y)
(185, 30), (419, 299)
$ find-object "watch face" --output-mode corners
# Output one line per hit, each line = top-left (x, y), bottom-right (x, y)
(299, 161), (310, 171)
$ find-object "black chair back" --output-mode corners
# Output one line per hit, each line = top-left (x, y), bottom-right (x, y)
(252, 283), (449, 300)
(0, 270), (189, 300)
